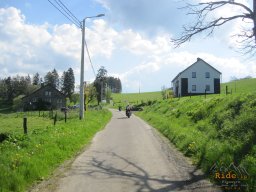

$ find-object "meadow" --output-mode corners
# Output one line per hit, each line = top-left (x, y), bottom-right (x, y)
(112, 91), (162, 106)
(0, 109), (111, 191)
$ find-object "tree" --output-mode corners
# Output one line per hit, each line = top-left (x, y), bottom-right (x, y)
(44, 69), (59, 89)
(94, 66), (108, 104)
(5, 77), (13, 102)
(172, 1), (256, 55)
(33, 73), (40, 85)
(107, 77), (122, 93)
(84, 83), (97, 107)
(61, 68), (75, 99)
(105, 86), (112, 103)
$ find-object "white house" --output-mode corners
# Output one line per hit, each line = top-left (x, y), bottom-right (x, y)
(172, 58), (221, 97)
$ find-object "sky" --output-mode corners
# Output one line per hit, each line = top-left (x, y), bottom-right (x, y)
(0, 0), (255, 93)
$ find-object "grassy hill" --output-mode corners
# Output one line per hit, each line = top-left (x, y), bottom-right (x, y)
(112, 91), (162, 107)
(221, 78), (256, 94)
(132, 78), (256, 191)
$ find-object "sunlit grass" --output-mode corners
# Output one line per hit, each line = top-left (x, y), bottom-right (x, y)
(0, 109), (112, 191)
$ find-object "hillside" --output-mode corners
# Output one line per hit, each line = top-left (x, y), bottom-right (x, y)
(136, 92), (256, 191)
(112, 91), (162, 106)
(129, 78), (256, 191)
(221, 78), (256, 94)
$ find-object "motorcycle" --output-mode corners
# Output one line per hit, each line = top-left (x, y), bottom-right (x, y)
(126, 109), (131, 118)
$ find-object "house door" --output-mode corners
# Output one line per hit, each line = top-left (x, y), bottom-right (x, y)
(181, 78), (188, 96)
(214, 78), (220, 94)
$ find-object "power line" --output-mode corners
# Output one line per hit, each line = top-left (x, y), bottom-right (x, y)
(84, 38), (97, 77)
(47, 0), (99, 77)
(55, 0), (81, 27)
(47, 0), (80, 28)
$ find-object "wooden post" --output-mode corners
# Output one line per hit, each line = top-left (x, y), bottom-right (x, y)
(23, 117), (27, 134)
(205, 89), (207, 99)
(54, 112), (57, 126)
(64, 111), (67, 123)
(39, 110), (40, 117)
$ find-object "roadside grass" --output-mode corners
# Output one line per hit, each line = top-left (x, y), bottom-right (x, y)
(136, 93), (256, 191)
(0, 109), (112, 192)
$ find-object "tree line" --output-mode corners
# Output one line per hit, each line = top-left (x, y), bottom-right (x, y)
(0, 68), (75, 104)
(0, 66), (122, 109)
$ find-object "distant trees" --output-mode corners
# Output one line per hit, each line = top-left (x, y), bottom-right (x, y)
(0, 75), (37, 103)
(94, 66), (108, 105)
(61, 68), (75, 99)
(44, 69), (59, 89)
(107, 77), (122, 93)
(0, 65), (122, 107)
(93, 66), (122, 104)
(32, 72), (40, 85)
(0, 67), (76, 106)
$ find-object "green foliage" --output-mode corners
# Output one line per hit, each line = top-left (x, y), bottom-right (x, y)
(136, 92), (256, 191)
(0, 109), (111, 191)
(61, 68), (75, 99)
(12, 95), (25, 111)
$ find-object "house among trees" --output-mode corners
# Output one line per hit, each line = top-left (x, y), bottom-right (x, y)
(22, 84), (66, 110)
(172, 58), (221, 97)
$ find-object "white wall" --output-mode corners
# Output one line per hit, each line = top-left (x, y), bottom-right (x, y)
(180, 60), (220, 94)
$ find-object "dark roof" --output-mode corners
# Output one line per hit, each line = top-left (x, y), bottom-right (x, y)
(22, 84), (65, 100)
(171, 58), (222, 82)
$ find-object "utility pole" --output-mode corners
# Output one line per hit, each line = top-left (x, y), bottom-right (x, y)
(79, 14), (104, 119)
(79, 19), (85, 120)
(101, 80), (103, 103)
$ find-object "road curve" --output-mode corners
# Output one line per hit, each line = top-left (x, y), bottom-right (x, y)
(37, 109), (222, 192)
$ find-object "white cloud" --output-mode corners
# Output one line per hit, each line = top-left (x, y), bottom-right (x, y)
(0, 6), (255, 93)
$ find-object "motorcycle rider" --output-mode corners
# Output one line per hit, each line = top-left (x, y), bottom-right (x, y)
(126, 104), (131, 117)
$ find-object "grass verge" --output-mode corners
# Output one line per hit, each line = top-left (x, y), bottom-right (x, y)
(0, 109), (112, 192)
(136, 94), (256, 191)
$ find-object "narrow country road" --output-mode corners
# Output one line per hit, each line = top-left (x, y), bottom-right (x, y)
(34, 109), (221, 192)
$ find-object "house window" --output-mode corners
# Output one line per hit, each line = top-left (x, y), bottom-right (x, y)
(192, 85), (196, 91)
(205, 85), (210, 91)
(48, 91), (51, 96)
(45, 91), (48, 96)
(205, 72), (210, 78)
(192, 72), (196, 78)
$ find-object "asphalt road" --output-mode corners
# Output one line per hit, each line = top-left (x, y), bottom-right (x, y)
(36, 109), (222, 192)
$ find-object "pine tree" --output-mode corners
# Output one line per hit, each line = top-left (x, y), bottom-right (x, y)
(44, 69), (59, 89)
(33, 73), (40, 85)
(61, 68), (75, 99)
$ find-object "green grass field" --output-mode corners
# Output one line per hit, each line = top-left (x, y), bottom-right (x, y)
(221, 78), (256, 94)
(0, 109), (111, 192)
(112, 91), (162, 105)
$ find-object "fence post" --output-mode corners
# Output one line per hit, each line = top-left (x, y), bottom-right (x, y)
(54, 112), (57, 126)
(205, 89), (207, 99)
(23, 117), (28, 134)
(64, 111), (67, 123)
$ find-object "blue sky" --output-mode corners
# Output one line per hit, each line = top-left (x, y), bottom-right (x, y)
(0, 0), (255, 93)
